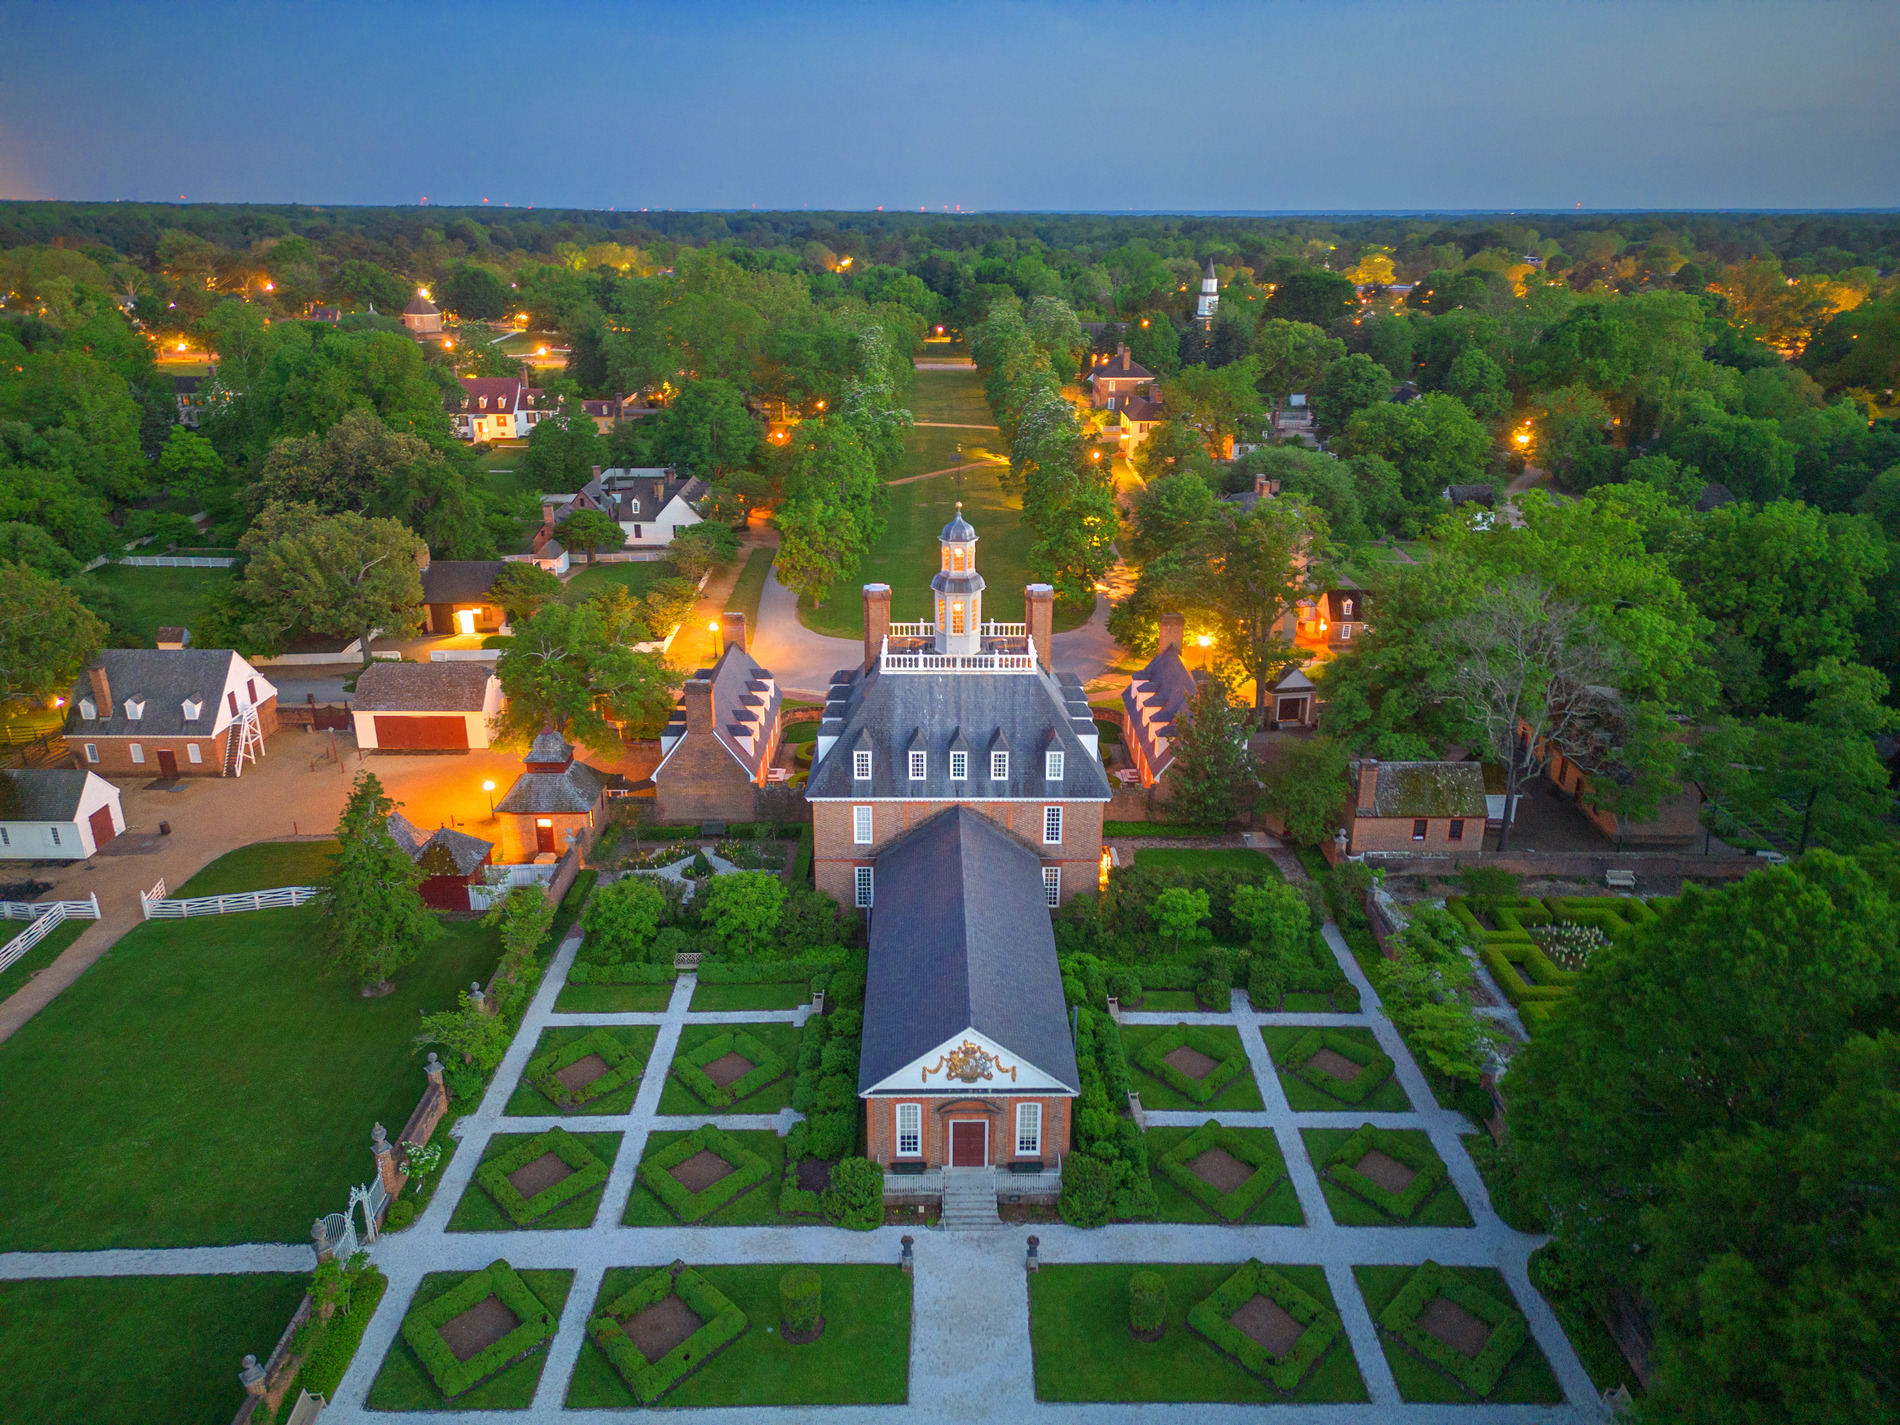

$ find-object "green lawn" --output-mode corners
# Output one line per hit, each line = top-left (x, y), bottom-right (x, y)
(0, 892), (503, 1251)
(504, 1025), (659, 1116)
(88, 564), (233, 647)
(1261, 1026), (1414, 1113)
(175, 839), (337, 895)
(624, 1129), (792, 1226)
(1136, 989), (1204, 1013)
(688, 979), (810, 1011)
(1030, 1263), (1367, 1403)
(796, 467), (1090, 638)
(1354, 1264), (1563, 1404)
(1132, 847), (1278, 876)
(728, 546), (773, 630)
(1301, 1128), (1473, 1228)
(907, 364), (990, 423)
(554, 978), (677, 1013)
(368, 1269), (574, 1410)
(657, 1020), (802, 1115)
(1145, 1125), (1303, 1225)
(563, 557), (680, 605)
(447, 1131), (623, 1232)
(1121, 1024), (1264, 1112)
(892, 422), (1005, 482)
(0, 1272), (307, 1425)
(0, 916), (88, 1004)
(565, 1264), (912, 1408)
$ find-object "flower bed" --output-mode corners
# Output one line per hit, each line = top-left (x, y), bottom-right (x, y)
(1375, 1260), (1529, 1398)
(398, 1259), (556, 1399)
(524, 1029), (643, 1108)
(638, 1125), (772, 1223)
(1322, 1124), (1449, 1220)
(1285, 1029), (1394, 1105)
(1527, 920), (1607, 973)
(1134, 1025), (1248, 1104)
(670, 1029), (789, 1110)
(1154, 1120), (1287, 1222)
(1187, 1259), (1343, 1393)
(586, 1263), (748, 1404)
(474, 1128), (610, 1227)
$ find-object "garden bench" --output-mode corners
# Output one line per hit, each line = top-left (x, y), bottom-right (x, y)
(1603, 870), (1637, 891)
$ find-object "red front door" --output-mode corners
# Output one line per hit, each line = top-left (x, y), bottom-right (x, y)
(156, 749), (178, 777)
(536, 821), (557, 854)
(950, 1120), (988, 1167)
(87, 806), (116, 851)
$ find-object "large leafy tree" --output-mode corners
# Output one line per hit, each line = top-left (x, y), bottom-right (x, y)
(493, 601), (680, 753)
(1252, 318), (1344, 403)
(0, 561), (106, 702)
(236, 502), (426, 664)
(1335, 392), (1491, 509)
(1263, 269), (1358, 328)
(1163, 675), (1256, 825)
(647, 378), (759, 480)
(319, 772), (441, 992)
(554, 508), (623, 565)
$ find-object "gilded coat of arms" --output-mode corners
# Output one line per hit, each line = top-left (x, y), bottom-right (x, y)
(923, 1039), (1018, 1084)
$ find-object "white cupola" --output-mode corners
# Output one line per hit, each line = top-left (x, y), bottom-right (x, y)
(931, 503), (986, 656)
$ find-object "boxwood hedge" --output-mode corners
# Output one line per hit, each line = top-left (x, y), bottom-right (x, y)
(399, 1259), (556, 1399)
(1187, 1258), (1343, 1392)
(1136, 1025), (1247, 1104)
(1155, 1119), (1286, 1222)
(525, 1029), (643, 1108)
(1286, 1029), (1394, 1105)
(671, 1029), (788, 1109)
(1322, 1124), (1448, 1220)
(638, 1124), (771, 1223)
(586, 1264), (748, 1403)
(1376, 1260), (1529, 1397)
(475, 1127), (611, 1226)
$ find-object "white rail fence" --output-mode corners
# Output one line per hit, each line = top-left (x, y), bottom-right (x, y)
(117, 555), (238, 568)
(139, 879), (321, 920)
(0, 895), (101, 976)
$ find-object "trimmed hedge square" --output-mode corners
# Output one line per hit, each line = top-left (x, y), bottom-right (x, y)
(670, 1028), (790, 1110)
(398, 1259), (557, 1399)
(474, 1127), (610, 1227)
(586, 1263), (748, 1404)
(1285, 1029), (1395, 1105)
(1187, 1259), (1344, 1393)
(525, 1028), (644, 1109)
(1321, 1124), (1450, 1221)
(637, 1124), (773, 1223)
(451, 1131), (620, 1233)
(1375, 1260), (1530, 1399)
(1154, 1120), (1289, 1222)
(1134, 1025), (1249, 1105)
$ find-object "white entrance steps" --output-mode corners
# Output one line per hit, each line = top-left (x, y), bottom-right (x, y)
(939, 1166), (1003, 1230)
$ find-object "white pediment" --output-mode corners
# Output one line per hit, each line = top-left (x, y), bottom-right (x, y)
(863, 1026), (1071, 1097)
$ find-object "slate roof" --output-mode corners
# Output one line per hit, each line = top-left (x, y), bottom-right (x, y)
(404, 293), (439, 316)
(353, 661), (495, 713)
(1358, 760), (1487, 819)
(2, 768), (95, 821)
(62, 650), (260, 739)
(657, 644), (781, 780)
(1122, 644), (1197, 781)
(1323, 589), (1367, 623)
(1694, 482), (1737, 513)
(858, 807), (1080, 1096)
(496, 758), (604, 815)
(419, 559), (508, 604)
(808, 664), (1110, 803)
(387, 813), (494, 876)
(1119, 394), (1164, 423)
(564, 468), (708, 526)
(456, 377), (528, 414)
(1090, 350), (1155, 383)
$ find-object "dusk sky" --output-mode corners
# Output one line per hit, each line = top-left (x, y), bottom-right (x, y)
(2, 0), (1895, 213)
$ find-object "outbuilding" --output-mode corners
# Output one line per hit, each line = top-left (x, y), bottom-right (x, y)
(0, 769), (125, 860)
(351, 662), (502, 751)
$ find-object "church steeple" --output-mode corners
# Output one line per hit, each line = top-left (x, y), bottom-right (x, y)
(931, 503), (985, 655)
(1195, 258), (1220, 329)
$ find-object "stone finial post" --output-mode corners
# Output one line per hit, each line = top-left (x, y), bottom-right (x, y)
(900, 1235), (914, 1275)
(310, 1217), (334, 1265)
(1026, 1235), (1040, 1273)
(372, 1122), (402, 1199)
(425, 1052), (445, 1095)
(239, 1354), (267, 1399)
(467, 981), (486, 1013)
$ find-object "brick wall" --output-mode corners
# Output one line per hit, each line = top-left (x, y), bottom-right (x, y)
(497, 806), (596, 864)
(64, 696), (279, 777)
(1347, 812), (1481, 856)
(654, 736), (764, 824)
(813, 798), (1103, 905)
(863, 1093), (1072, 1167)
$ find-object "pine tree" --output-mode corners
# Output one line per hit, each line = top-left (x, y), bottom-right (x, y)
(320, 772), (441, 991)
(1164, 675), (1256, 826)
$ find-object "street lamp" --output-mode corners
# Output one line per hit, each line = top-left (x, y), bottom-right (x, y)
(1196, 634), (1213, 671)
(483, 780), (496, 816)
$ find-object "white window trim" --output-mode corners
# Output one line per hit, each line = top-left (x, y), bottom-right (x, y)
(854, 865), (874, 908)
(1043, 805), (1063, 844)
(1045, 750), (1064, 781)
(84, 744), (99, 763)
(990, 750), (1008, 781)
(853, 749), (872, 780)
(1043, 866), (1061, 906)
(896, 1102), (922, 1157)
(129, 744), (144, 765)
(908, 750), (927, 781)
(948, 750), (967, 781)
(853, 805), (874, 845)
(1015, 1101), (1042, 1157)
(186, 743), (203, 764)
(1339, 624), (1351, 640)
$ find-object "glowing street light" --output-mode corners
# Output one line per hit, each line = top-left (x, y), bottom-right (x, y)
(482, 780), (497, 815)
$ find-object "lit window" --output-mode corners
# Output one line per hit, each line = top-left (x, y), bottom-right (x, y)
(1341, 598), (1353, 617)
(909, 750), (926, 780)
(130, 744), (144, 765)
(853, 749), (872, 780)
(949, 750), (967, 781)
(1412, 819), (1428, 841)
(854, 865), (874, 908)
(187, 743), (202, 764)
(951, 547), (965, 571)
(853, 805), (874, 844)
(991, 750), (1008, 781)
(84, 744), (99, 763)
(1043, 866), (1061, 906)
(1015, 1102), (1042, 1157)
(1045, 751), (1064, 781)
(951, 602), (965, 635)
(896, 1102), (922, 1156)
(1043, 806), (1063, 844)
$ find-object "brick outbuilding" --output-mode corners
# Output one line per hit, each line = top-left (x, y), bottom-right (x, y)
(62, 649), (277, 778)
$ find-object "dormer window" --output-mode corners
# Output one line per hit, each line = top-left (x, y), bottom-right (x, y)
(1340, 598), (1353, 617)
(478, 396), (487, 410)
(908, 750), (927, 780)
(949, 750), (967, 781)
(79, 698), (97, 720)
(124, 696), (145, 720)
(1045, 750), (1064, 781)
(990, 750), (1008, 781)
(182, 697), (203, 721)
(853, 749), (872, 780)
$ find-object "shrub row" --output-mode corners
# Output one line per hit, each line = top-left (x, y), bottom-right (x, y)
(1323, 1124), (1448, 1219)
(671, 1029), (788, 1109)
(475, 1127), (609, 1226)
(1060, 1007), (1158, 1226)
(1156, 1120), (1285, 1221)
(1377, 1260), (1529, 1398)
(1285, 1029), (1394, 1105)
(783, 959), (867, 1200)
(268, 1267), (388, 1424)
(1135, 1025), (1246, 1104)
(400, 1259), (556, 1399)
(697, 952), (847, 983)
(567, 961), (678, 985)
(525, 1029), (642, 1107)
(587, 1264), (748, 1403)
(1188, 1259), (1342, 1392)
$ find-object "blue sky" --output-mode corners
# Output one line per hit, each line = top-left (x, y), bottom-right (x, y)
(1, 0), (1894, 211)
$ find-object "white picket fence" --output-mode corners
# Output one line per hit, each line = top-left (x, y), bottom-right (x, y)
(139, 879), (321, 919)
(117, 555), (237, 568)
(0, 895), (101, 976)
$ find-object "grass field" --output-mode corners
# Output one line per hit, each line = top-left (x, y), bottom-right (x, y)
(893, 423), (1005, 482)
(688, 979), (811, 1012)
(562, 557), (680, 605)
(446, 1131), (623, 1232)
(0, 916), (88, 1003)
(503, 1024), (659, 1116)
(657, 1020), (803, 1114)
(1120, 1024), (1264, 1113)
(0, 845), (503, 1251)
(368, 1268), (575, 1410)
(1261, 1026), (1414, 1113)
(0, 1272), (308, 1425)
(1144, 1125), (1304, 1225)
(1132, 847), (1277, 876)
(907, 364), (989, 423)
(88, 564), (232, 647)
(565, 1263), (912, 1408)
(175, 838), (337, 895)
(623, 1129), (793, 1227)
(1029, 1262), (1367, 1403)
(554, 978), (676, 1013)
(1354, 1264), (1562, 1404)
(1301, 1128), (1474, 1228)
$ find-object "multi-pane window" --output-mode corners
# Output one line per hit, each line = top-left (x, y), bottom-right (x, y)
(896, 1102), (922, 1156)
(1412, 819), (1428, 841)
(1015, 1102), (1042, 1157)
(187, 743), (202, 764)
(853, 749), (872, 780)
(853, 805), (874, 844)
(991, 750), (1009, 781)
(949, 750), (967, 781)
(1043, 867), (1061, 906)
(908, 750), (927, 780)
(1045, 750), (1064, 781)
(854, 865), (874, 908)
(950, 602), (966, 635)
(84, 744), (98, 763)
(49, 826), (60, 847)
(1448, 819), (1464, 842)
(1043, 806), (1063, 844)
(1340, 624), (1351, 640)
(129, 744), (144, 765)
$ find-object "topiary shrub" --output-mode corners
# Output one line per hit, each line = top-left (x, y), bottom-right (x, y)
(1195, 971), (1232, 1010)
(1247, 960), (1283, 1010)
(1059, 1152), (1110, 1228)
(806, 1110), (856, 1160)
(814, 1073), (854, 1111)
(1129, 1270), (1168, 1342)
(821, 1156), (883, 1230)
(779, 1267), (823, 1342)
(385, 1199), (416, 1230)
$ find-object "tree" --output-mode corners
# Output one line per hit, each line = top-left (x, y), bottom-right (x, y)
(1164, 674), (1257, 824)
(1151, 887), (1212, 957)
(1311, 353), (1392, 437)
(554, 508), (623, 565)
(489, 561), (563, 623)
(482, 884), (555, 1016)
(493, 601), (681, 753)
(1229, 879), (1309, 963)
(516, 409), (602, 493)
(581, 875), (668, 963)
(1668, 413), (1796, 504)
(667, 520), (738, 582)
(1336, 393), (1491, 509)
(413, 990), (510, 1069)
(0, 561), (105, 702)
(236, 502), (425, 665)
(438, 264), (509, 322)
(1264, 269), (1359, 328)
(647, 378), (759, 479)
(1377, 910), (1506, 1085)
(154, 428), (225, 504)
(1258, 736), (1350, 845)
(1165, 358), (1266, 456)
(1253, 319), (1344, 402)
(319, 772), (441, 991)
(774, 495), (860, 605)
(1458, 865), (1522, 923)
(699, 870), (787, 958)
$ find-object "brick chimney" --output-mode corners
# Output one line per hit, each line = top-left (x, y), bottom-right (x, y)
(1357, 759), (1380, 815)
(1254, 474), (1279, 499)
(862, 584), (891, 672)
(1118, 344), (1131, 372)
(720, 611), (747, 653)
(1158, 612), (1185, 657)
(88, 665), (112, 718)
(1025, 584), (1054, 670)
(684, 678), (716, 735)
(416, 545), (431, 572)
